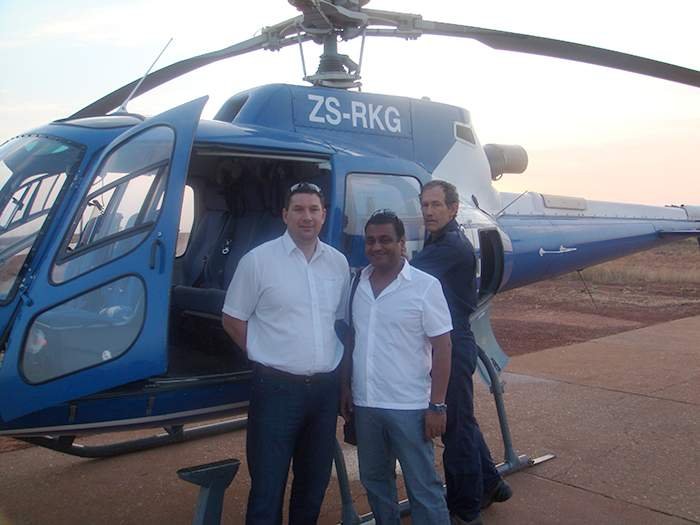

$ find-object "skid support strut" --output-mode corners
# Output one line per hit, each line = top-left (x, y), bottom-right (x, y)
(335, 347), (554, 523)
(477, 347), (555, 474)
(178, 458), (241, 525)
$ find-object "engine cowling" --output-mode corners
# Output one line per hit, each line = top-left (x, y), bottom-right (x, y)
(483, 144), (528, 180)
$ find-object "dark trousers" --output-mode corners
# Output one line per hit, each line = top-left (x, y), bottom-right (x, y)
(442, 331), (501, 521)
(245, 364), (340, 525)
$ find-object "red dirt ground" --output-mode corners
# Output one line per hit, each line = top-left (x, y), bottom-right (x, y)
(2, 240), (698, 454)
(492, 239), (700, 355)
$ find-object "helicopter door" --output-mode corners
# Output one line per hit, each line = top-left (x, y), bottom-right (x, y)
(0, 97), (206, 422)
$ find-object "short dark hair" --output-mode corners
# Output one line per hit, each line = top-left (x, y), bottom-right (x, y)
(285, 181), (325, 208)
(421, 180), (459, 207)
(364, 209), (405, 239)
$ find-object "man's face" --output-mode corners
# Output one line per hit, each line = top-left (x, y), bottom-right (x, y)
(283, 192), (326, 244)
(420, 186), (459, 234)
(365, 222), (405, 271)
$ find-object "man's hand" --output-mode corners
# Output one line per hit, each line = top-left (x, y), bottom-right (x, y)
(424, 410), (446, 440)
(340, 383), (354, 422)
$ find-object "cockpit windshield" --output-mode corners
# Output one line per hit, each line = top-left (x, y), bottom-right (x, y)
(0, 136), (82, 301)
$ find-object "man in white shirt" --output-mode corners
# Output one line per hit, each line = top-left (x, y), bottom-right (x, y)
(340, 210), (452, 525)
(222, 182), (349, 525)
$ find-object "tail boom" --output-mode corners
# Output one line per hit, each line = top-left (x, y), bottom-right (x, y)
(496, 192), (700, 291)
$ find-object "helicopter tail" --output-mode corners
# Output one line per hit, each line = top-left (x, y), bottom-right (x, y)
(496, 192), (700, 291)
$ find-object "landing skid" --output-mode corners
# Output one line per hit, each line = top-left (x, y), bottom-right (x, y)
(19, 417), (248, 458)
(20, 349), (552, 524)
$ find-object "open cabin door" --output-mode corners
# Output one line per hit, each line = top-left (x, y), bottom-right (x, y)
(0, 98), (206, 422)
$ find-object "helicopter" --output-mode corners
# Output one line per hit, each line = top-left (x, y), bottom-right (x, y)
(0, 0), (698, 485)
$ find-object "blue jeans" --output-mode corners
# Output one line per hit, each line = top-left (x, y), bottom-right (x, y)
(245, 365), (339, 525)
(355, 406), (450, 525)
(442, 331), (501, 521)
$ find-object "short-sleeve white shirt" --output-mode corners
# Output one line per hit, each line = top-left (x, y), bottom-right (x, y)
(222, 231), (349, 375)
(351, 260), (453, 410)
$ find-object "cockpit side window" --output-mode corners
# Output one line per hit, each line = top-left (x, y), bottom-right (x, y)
(343, 173), (424, 263)
(52, 126), (175, 284)
(0, 137), (81, 302)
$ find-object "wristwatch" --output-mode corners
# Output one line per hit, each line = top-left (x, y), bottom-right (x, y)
(428, 402), (447, 413)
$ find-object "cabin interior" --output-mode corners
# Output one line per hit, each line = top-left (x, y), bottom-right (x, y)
(167, 150), (331, 378)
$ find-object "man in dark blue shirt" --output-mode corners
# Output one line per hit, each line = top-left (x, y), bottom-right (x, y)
(411, 180), (512, 525)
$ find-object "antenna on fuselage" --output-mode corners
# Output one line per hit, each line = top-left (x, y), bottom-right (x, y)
(115, 37), (174, 114)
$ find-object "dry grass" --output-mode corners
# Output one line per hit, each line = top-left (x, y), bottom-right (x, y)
(581, 265), (700, 285)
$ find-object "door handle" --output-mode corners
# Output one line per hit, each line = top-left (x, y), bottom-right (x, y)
(150, 239), (165, 270)
(538, 245), (577, 256)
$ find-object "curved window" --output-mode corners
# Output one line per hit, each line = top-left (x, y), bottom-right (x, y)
(343, 173), (424, 261)
(53, 126), (174, 283)
(0, 136), (82, 301)
(22, 276), (145, 384)
(176, 185), (194, 257)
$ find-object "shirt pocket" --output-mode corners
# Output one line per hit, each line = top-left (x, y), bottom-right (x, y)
(319, 277), (343, 315)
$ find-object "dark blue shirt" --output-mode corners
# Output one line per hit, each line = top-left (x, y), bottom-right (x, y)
(411, 219), (477, 333)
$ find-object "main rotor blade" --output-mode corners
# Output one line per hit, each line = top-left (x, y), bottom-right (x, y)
(69, 6), (698, 121)
(364, 10), (700, 88)
(69, 18), (305, 119)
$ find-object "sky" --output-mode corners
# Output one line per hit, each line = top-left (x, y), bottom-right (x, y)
(1, 0), (698, 206)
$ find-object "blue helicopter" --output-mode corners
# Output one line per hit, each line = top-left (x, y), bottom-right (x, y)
(0, 0), (698, 472)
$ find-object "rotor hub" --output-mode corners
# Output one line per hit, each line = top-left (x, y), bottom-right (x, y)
(289, 0), (370, 23)
(290, 1), (368, 88)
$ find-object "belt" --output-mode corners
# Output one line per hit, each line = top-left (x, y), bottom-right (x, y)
(253, 363), (337, 384)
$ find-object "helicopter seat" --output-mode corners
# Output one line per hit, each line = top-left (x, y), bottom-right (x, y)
(178, 209), (230, 287)
(171, 286), (226, 319)
(170, 175), (285, 319)
(171, 211), (285, 318)
(170, 211), (238, 319)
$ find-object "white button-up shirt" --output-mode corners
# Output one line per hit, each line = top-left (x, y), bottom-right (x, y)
(223, 231), (349, 375)
(351, 260), (452, 410)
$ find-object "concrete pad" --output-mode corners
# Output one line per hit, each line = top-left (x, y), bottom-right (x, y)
(472, 316), (700, 523)
(651, 376), (700, 405)
(1, 316), (699, 524)
(478, 379), (700, 522)
(482, 472), (692, 525)
(505, 315), (700, 398)
(0, 425), (373, 525)
(0, 427), (252, 525)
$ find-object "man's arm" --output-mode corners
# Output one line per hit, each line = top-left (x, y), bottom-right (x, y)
(222, 313), (248, 353)
(221, 251), (258, 352)
(339, 338), (353, 421)
(338, 268), (357, 421)
(429, 332), (452, 404)
(425, 331), (452, 439)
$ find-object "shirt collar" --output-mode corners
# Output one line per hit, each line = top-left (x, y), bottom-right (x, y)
(425, 218), (459, 245)
(282, 230), (325, 258)
(361, 258), (412, 281)
(399, 258), (412, 280)
(282, 230), (297, 254)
